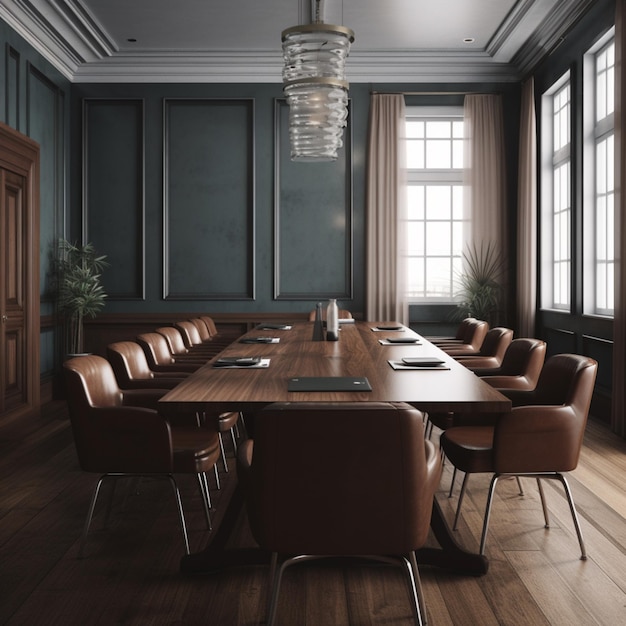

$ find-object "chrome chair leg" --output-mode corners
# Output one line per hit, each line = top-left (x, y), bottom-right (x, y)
(448, 467), (458, 497)
(213, 464), (221, 490)
(229, 426), (238, 454)
(78, 474), (106, 558)
(167, 476), (190, 555)
(102, 476), (118, 529)
(197, 473), (212, 530)
(479, 474), (500, 555)
(557, 473), (587, 560)
(406, 551), (427, 626)
(453, 472), (470, 530)
(536, 477), (550, 527)
(218, 432), (229, 472)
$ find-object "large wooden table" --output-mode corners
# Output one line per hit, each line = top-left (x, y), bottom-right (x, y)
(160, 321), (511, 576)
(160, 320), (510, 414)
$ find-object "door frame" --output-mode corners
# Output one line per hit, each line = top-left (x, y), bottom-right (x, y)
(0, 121), (40, 421)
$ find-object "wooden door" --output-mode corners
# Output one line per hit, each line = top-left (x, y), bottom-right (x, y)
(0, 122), (40, 422)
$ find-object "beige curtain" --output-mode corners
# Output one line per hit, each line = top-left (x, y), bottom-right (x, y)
(463, 94), (508, 321)
(516, 79), (538, 337)
(612, 2), (626, 437)
(365, 94), (408, 324)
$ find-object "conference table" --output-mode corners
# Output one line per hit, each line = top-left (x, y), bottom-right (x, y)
(159, 320), (511, 576)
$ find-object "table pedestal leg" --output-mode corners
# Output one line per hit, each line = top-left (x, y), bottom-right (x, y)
(180, 487), (488, 576)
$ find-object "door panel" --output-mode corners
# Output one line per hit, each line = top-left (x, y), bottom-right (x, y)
(0, 121), (40, 422)
(1, 171), (27, 413)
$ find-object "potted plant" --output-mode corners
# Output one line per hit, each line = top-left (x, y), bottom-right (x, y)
(56, 239), (109, 356)
(453, 241), (505, 327)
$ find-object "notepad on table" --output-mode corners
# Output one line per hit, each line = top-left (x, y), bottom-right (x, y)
(213, 357), (270, 369)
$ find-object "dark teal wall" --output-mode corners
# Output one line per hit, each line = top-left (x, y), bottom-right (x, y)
(69, 82), (521, 326)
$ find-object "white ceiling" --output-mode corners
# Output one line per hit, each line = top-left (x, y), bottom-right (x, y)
(0, 0), (596, 83)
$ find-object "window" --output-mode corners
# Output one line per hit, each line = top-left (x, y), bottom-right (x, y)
(584, 34), (615, 315)
(405, 108), (466, 302)
(541, 74), (571, 310)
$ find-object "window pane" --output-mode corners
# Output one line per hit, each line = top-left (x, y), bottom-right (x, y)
(426, 222), (451, 255)
(406, 110), (465, 302)
(406, 121), (424, 139)
(406, 140), (424, 169)
(426, 140), (451, 168)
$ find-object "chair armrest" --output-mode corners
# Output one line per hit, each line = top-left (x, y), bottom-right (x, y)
(75, 406), (173, 473)
(482, 375), (534, 391)
(121, 388), (169, 410)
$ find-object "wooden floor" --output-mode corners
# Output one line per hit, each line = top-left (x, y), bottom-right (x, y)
(2, 402), (626, 625)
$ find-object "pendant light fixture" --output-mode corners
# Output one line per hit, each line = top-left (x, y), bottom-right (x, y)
(281, 0), (355, 161)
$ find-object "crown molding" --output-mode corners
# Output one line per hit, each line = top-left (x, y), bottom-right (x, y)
(0, 0), (597, 84)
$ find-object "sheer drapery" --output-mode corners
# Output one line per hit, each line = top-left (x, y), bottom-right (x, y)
(365, 94), (408, 324)
(463, 95), (507, 253)
(612, 1), (626, 437)
(516, 79), (538, 337)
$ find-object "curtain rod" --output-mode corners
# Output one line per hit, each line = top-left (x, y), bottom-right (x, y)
(370, 90), (499, 96)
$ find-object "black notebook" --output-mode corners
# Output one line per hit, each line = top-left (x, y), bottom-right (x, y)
(287, 376), (372, 392)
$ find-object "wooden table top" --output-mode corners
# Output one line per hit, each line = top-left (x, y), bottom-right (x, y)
(158, 321), (511, 415)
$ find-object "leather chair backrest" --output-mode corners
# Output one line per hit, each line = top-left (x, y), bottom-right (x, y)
(64, 354), (123, 412)
(242, 402), (441, 556)
(107, 341), (155, 384)
(476, 327), (513, 358)
(497, 338), (547, 378)
(156, 327), (189, 355)
(190, 318), (211, 341)
(200, 316), (219, 336)
(455, 317), (476, 339)
(508, 353), (597, 410)
(137, 332), (175, 367)
(175, 320), (203, 348)
(462, 319), (489, 347)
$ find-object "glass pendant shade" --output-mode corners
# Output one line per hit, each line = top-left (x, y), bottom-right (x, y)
(281, 20), (354, 162)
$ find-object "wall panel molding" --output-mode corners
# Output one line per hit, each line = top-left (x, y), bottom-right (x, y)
(26, 63), (64, 302)
(273, 98), (353, 300)
(4, 44), (20, 129)
(83, 98), (145, 300)
(163, 98), (255, 300)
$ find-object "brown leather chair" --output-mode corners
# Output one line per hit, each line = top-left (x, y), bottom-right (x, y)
(175, 320), (223, 357)
(425, 337), (547, 439)
(237, 402), (442, 626)
(307, 308), (353, 321)
(106, 341), (189, 390)
(441, 354), (598, 558)
(438, 319), (489, 356)
(63, 355), (221, 556)
(475, 338), (547, 390)
(155, 326), (209, 363)
(424, 317), (476, 344)
(136, 332), (202, 373)
(453, 327), (514, 370)
(197, 316), (234, 348)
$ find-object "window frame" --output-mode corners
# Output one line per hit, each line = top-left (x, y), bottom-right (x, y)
(541, 71), (572, 312)
(405, 106), (467, 304)
(583, 28), (615, 317)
